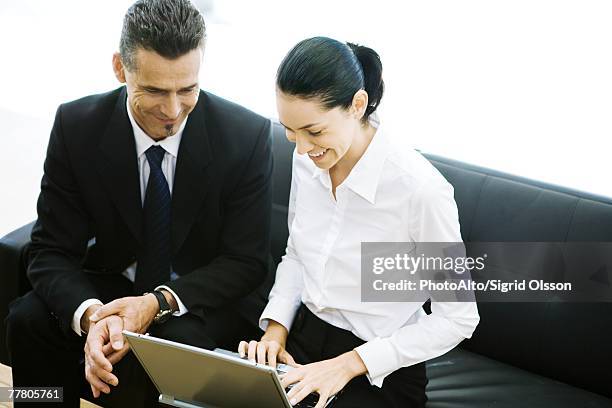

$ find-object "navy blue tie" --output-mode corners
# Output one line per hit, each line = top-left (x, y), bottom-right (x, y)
(135, 145), (172, 293)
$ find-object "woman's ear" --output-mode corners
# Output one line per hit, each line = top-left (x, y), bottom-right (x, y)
(351, 89), (369, 120)
(112, 52), (127, 83)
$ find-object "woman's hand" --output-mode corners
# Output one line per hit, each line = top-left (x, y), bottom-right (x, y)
(238, 320), (297, 368)
(280, 350), (367, 408)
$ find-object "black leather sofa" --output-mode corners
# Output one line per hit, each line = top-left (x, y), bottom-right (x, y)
(2, 122), (611, 407)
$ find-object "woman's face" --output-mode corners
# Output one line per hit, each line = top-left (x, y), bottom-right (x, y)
(276, 90), (362, 170)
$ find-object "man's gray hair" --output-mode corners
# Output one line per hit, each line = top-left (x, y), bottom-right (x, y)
(119, 0), (206, 71)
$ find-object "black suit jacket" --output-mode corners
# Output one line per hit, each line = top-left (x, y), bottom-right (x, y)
(27, 86), (273, 334)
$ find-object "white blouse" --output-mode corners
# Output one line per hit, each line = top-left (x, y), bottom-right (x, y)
(260, 120), (480, 387)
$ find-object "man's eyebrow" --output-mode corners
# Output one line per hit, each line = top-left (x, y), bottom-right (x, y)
(279, 121), (321, 131)
(141, 83), (198, 92)
(179, 83), (198, 91)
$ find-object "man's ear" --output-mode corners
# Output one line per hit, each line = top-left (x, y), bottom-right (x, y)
(351, 89), (369, 120)
(112, 52), (126, 83)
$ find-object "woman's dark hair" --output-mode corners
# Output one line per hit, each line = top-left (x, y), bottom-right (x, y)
(276, 36), (384, 123)
(119, 0), (206, 72)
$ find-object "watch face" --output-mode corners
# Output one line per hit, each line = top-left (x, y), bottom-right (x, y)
(155, 309), (172, 324)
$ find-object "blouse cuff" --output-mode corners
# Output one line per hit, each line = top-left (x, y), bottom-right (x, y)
(259, 296), (301, 332)
(354, 337), (398, 388)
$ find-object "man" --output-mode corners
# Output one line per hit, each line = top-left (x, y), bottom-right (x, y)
(5, 0), (272, 406)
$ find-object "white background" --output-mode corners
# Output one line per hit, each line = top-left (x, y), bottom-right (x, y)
(0, 0), (611, 235)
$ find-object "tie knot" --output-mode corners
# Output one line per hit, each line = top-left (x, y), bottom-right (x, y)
(145, 145), (166, 169)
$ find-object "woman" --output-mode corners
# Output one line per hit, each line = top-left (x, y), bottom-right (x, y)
(238, 36), (480, 408)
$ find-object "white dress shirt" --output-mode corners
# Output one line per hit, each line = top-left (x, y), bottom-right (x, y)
(259, 119), (480, 387)
(70, 98), (188, 335)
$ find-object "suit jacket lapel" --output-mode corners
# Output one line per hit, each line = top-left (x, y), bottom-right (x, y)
(96, 87), (143, 245)
(171, 92), (212, 255)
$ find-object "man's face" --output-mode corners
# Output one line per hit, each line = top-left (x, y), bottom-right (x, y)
(114, 48), (201, 140)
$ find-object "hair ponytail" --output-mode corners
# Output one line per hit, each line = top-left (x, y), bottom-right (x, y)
(277, 36), (385, 123)
(347, 43), (384, 118)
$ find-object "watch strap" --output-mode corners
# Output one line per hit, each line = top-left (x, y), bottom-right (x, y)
(146, 290), (173, 324)
(151, 290), (171, 312)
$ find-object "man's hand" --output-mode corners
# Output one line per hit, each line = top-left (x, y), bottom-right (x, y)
(83, 294), (161, 398)
(84, 315), (126, 398)
(80, 304), (102, 334)
(280, 351), (367, 408)
(88, 294), (159, 335)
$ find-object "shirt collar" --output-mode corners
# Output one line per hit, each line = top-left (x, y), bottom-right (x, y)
(312, 114), (390, 204)
(126, 95), (186, 158)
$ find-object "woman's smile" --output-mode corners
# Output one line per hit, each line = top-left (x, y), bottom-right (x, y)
(308, 148), (328, 161)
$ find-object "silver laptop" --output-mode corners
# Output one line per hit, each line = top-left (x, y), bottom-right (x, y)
(123, 330), (336, 408)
